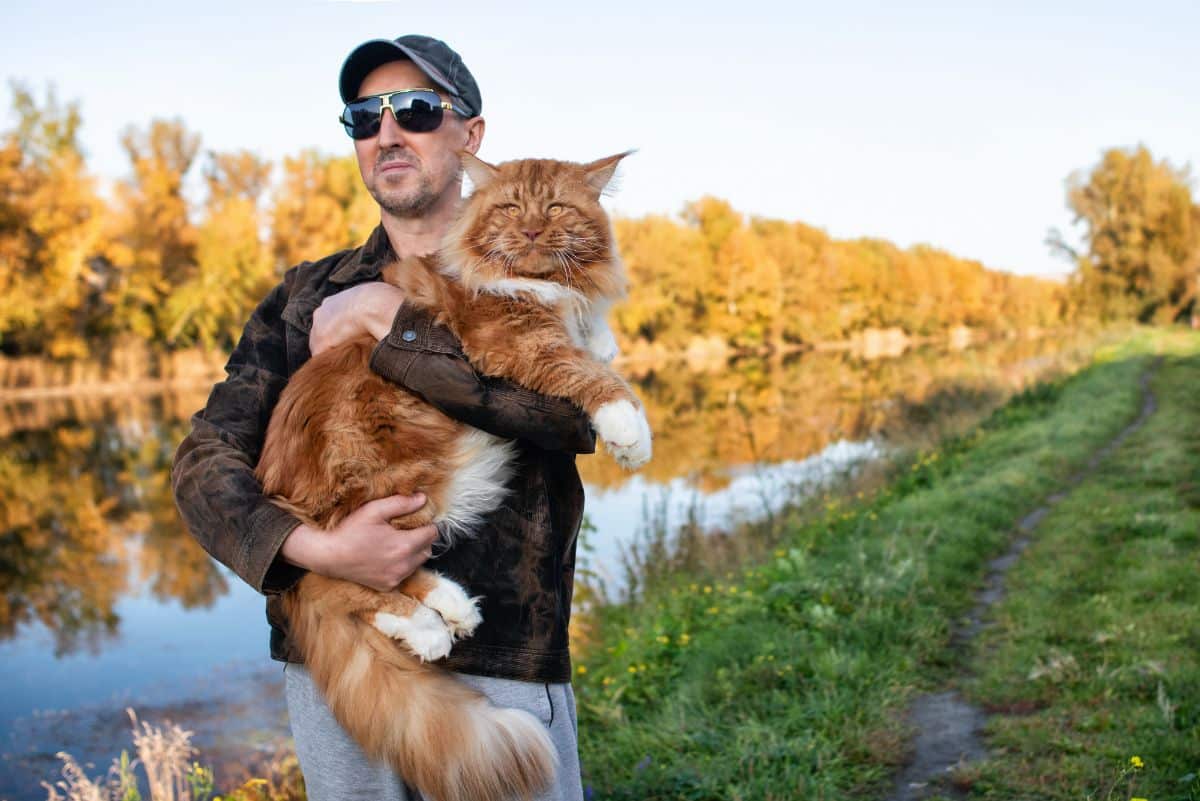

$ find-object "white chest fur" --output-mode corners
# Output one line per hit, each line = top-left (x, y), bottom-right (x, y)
(476, 278), (620, 362)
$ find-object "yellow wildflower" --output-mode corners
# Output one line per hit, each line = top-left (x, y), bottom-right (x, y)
(1130, 756), (1144, 770)
(576, 665), (588, 675)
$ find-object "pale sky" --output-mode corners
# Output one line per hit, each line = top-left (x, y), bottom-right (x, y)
(3, 0), (1197, 278)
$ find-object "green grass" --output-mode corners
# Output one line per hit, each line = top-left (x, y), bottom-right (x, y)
(575, 329), (1200, 800)
(963, 339), (1200, 800)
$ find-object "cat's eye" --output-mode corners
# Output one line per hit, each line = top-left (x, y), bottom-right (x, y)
(502, 204), (522, 218)
(546, 203), (566, 218)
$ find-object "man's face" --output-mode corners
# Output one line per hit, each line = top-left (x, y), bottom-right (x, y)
(353, 59), (484, 219)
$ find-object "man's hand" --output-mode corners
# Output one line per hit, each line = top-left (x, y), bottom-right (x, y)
(279, 494), (439, 591)
(310, 281), (405, 355)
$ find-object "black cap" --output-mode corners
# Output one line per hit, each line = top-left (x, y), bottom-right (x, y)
(338, 35), (482, 117)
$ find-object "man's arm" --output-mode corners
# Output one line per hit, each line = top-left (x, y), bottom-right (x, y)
(172, 275), (307, 594)
(314, 281), (597, 454)
(171, 270), (436, 595)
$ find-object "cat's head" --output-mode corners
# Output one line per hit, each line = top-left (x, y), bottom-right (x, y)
(442, 152), (630, 302)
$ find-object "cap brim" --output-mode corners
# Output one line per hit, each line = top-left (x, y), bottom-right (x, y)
(338, 39), (464, 109)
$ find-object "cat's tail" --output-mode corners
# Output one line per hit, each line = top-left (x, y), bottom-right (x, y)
(285, 576), (558, 801)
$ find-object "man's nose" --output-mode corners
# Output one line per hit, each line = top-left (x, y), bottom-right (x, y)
(377, 107), (408, 148)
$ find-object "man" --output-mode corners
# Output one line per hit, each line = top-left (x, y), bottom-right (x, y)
(172, 35), (592, 801)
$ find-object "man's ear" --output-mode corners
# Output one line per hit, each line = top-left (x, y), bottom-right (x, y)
(462, 116), (486, 156)
(461, 150), (499, 189)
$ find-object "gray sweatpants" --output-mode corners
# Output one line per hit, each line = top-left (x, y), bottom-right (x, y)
(284, 663), (585, 801)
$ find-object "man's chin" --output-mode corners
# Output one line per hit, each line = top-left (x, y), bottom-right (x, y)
(373, 188), (437, 219)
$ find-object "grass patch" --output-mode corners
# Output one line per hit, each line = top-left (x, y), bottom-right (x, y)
(575, 329), (1199, 799)
(965, 337), (1200, 799)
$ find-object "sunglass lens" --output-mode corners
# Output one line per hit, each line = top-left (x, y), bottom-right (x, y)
(393, 93), (443, 133)
(342, 97), (383, 139)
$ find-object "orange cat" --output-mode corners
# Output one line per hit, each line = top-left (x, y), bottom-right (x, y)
(255, 152), (650, 801)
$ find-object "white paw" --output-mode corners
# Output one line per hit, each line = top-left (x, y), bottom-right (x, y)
(373, 607), (453, 662)
(421, 576), (483, 640)
(586, 323), (620, 364)
(592, 399), (652, 469)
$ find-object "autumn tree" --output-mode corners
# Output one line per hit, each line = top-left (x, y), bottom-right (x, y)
(0, 84), (107, 356)
(162, 150), (275, 348)
(613, 214), (713, 346)
(101, 119), (200, 341)
(270, 150), (378, 268)
(1053, 145), (1200, 323)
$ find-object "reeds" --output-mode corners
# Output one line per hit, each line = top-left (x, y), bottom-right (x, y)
(42, 709), (197, 801)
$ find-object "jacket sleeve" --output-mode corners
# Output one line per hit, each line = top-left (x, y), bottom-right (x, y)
(368, 304), (597, 455)
(171, 270), (307, 596)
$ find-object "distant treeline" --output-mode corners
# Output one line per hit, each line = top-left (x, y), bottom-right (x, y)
(1, 84), (1196, 359)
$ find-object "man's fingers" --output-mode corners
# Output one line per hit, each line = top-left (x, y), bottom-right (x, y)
(411, 524), (439, 547)
(364, 492), (427, 521)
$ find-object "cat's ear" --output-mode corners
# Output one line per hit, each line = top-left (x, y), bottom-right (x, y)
(583, 150), (634, 195)
(461, 151), (499, 190)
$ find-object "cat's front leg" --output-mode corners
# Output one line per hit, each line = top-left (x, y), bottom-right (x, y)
(592, 398), (652, 468)
(584, 315), (620, 364)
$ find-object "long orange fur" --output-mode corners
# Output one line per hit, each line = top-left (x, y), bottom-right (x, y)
(256, 153), (649, 801)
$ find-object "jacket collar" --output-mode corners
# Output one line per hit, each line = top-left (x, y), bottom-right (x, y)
(329, 225), (394, 285)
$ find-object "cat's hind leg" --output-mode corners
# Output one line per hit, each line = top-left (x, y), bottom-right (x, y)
(398, 570), (483, 641)
(354, 588), (454, 662)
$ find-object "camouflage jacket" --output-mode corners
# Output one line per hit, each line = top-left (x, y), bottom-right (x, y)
(171, 226), (595, 683)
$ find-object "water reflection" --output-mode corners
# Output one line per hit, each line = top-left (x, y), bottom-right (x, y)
(0, 333), (1098, 656)
(0, 393), (224, 657)
(583, 439), (885, 598)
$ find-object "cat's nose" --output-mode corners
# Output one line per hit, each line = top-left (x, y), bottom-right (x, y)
(523, 229), (542, 242)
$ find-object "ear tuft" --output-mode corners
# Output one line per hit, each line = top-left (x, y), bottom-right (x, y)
(461, 151), (499, 190)
(584, 150), (635, 195)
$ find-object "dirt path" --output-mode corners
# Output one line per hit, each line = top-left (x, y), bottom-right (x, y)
(887, 362), (1161, 801)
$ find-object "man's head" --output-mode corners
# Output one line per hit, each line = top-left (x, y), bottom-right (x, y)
(338, 36), (485, 220)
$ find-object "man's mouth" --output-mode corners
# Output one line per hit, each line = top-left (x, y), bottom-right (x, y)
(378, 161), (413, 174)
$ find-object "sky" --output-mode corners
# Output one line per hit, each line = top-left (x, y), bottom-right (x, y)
(2, 0), (1198, 278)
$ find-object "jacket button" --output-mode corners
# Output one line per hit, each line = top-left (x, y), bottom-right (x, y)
(401, 330), (417, 342)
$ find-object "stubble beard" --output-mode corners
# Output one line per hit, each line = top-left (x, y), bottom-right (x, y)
(371, 171), (439, 218)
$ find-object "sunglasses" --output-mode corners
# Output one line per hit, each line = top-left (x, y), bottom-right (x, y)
(338, 88), (468, 140)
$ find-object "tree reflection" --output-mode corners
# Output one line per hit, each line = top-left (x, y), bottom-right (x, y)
(0, 333), (1098, 653)
(0, 405), (222, 654)
(578, 332), (1098, 489)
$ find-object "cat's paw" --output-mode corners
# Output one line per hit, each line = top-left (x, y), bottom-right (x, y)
(586, 324), (620, 364)
(593, 399), (653, 469)
(373, 607), (453, 662)
(421, 577), (483, 640)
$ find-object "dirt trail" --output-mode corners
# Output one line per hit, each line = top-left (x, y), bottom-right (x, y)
(887, 362), (1161, 801)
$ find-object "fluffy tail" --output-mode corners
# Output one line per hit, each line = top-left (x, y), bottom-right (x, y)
(286, 578), (557, 801)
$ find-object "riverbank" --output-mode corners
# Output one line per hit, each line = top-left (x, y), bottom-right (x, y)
(572, 327), (1200, 799)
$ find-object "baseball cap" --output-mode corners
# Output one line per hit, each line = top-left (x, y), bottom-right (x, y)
(338, 35), (482, 117)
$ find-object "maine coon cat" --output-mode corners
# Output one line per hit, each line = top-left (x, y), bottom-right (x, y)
(255, 152), (650, 801)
